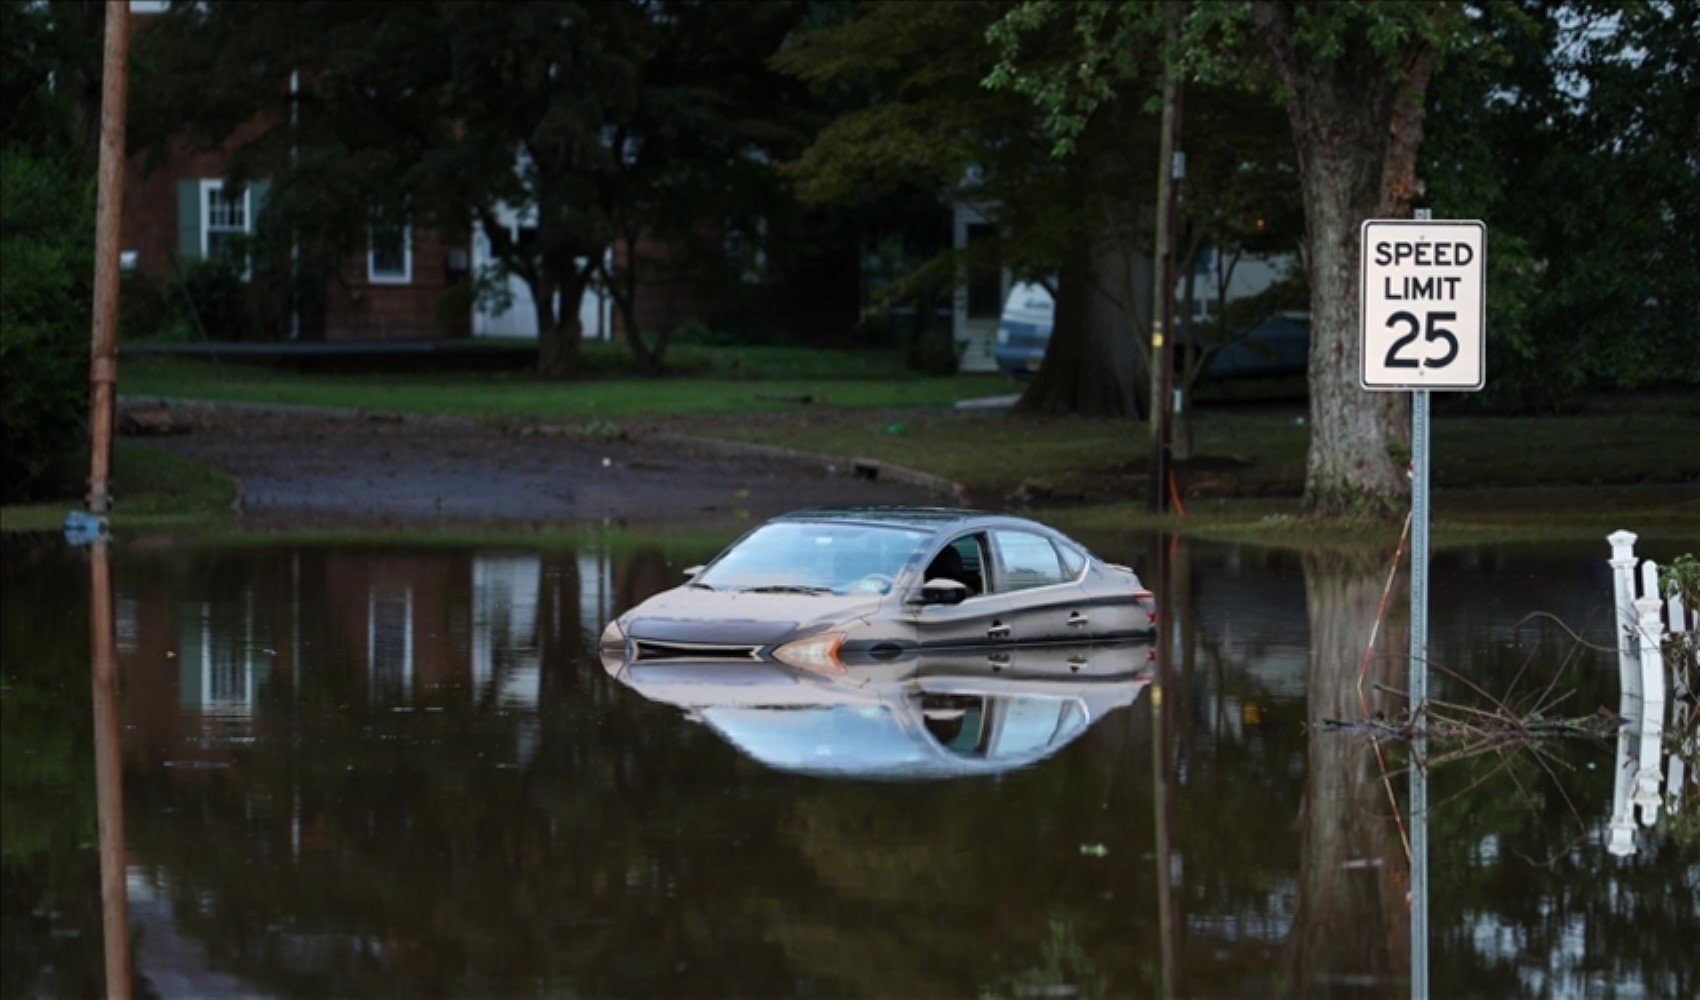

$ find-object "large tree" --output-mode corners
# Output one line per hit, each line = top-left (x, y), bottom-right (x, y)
(1243, 1), (1465, 517)
(776, 0), (1159, 417)
(139, 0), (805, 377)
(992, 1), (1473, 518)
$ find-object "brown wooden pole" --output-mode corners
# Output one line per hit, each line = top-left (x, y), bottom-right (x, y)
(90, 538), (133, 1000)
(87, 0), (130, 514)
(1148, 7), (1183, 511)
(1150, 533), (1179, 998)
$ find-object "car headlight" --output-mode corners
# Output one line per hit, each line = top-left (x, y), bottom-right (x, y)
(996, 326), (1009, 345)
(772, 631), (844, 674)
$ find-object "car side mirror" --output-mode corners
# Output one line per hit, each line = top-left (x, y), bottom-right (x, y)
(682, 565), (705, 581)
(911, 578), (970, 606)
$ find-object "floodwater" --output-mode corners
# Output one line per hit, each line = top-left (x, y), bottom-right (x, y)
(2, 530), (1695, 997)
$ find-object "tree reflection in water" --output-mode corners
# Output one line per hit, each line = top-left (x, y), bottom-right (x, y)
(1286, 548), (1410, 995)
(3, 535), (1697, 996)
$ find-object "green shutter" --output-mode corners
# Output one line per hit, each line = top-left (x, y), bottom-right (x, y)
(177, 179), (201, 262)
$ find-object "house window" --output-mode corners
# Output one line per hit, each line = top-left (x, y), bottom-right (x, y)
(368, 219), (412, 284)
(201, 180), (251, 261)
(368, 585), (414, 706)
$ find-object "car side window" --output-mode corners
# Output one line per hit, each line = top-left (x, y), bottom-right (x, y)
(1057, 543), (1085, 578)
(990, 530), (1066, 592)
(923, 533), (988, 596)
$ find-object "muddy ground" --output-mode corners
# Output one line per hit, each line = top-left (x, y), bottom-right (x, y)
(123, 402), (935, 526)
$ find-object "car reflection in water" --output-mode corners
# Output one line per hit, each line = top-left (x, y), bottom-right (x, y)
(603, 641), (1154, 779)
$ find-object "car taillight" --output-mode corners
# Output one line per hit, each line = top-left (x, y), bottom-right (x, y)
(1134, 589), (1157, 624)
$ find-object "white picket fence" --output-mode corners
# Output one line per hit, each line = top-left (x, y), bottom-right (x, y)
(1606, 531), (1697, 857)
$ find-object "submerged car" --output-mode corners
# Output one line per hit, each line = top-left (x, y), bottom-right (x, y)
(599, 507), (1155, 675)
(604, 641), (1155, 779)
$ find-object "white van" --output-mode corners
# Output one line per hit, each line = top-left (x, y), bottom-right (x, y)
(993, 282), (1055, 379)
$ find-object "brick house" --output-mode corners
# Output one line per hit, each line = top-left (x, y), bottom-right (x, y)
(120, 1), (857, 347)
(122, 131), (477, 341)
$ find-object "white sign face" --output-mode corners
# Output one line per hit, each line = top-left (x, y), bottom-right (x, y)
(1360, 220), (1486, 391)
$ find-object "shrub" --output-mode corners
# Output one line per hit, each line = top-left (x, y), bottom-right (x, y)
(905, 328), (962, 375)
(0, 149), (92, 503)
(168, 249), (259, 341)
(121, 269), (186, 343)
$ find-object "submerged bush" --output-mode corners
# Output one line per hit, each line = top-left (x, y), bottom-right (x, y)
(0, 149), (92, 502)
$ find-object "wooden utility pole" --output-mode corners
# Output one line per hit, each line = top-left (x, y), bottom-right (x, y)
(87, 0), (130, 514)
(90, 536), (132, 1000)
(1148, 9), (1184, 512)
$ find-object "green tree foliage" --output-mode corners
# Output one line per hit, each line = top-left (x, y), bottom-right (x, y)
(0, 1), (103, 503)
(0, 152), (93, 503)
(777, 1), (1160, 416)
(779, 1), (1092, 287)
(0, 542), (103, 996)
(138, 1), (808, 377)
(1424, 0), (1700, 410)
(991, 1), (1475, 518)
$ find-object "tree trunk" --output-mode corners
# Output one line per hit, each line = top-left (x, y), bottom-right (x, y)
(1296, 127), (1409, 518)
(1018, 223), (1148, 418)
(1285, 548), (1411, 994)
(611, 237), (669, 375)
(618, 293), (666, 375)
(1252, 2), (1437, 519)
(535, 271), (587, 380)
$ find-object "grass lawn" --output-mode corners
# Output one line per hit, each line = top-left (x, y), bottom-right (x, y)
(44, 348), (1698, 544)
(694, 394), (1700, 499)
(1044, 485), (1700, 548)
(0, 441), (237, 533)
(121, 347), (1010, 419)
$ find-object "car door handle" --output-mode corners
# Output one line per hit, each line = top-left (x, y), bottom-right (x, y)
(987, 622), (1011, 640)
(1067, 612), (1089, 628)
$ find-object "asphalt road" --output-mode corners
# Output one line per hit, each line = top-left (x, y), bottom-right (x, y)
(126, 402), (934, 526)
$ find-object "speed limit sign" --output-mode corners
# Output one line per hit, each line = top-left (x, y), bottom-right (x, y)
(1360, 219), (1486, 391)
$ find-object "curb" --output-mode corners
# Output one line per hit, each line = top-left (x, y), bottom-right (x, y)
(119, 395), (489, 431)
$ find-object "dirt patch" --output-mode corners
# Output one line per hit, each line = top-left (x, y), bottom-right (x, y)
(127, 401), (940, 526)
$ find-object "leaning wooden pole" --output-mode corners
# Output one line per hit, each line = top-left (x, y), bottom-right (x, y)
(87, 0), (130, 514)
(1147, 7), (1183, 511)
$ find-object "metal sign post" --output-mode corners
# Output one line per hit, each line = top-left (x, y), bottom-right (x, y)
(1360, 211), (1486, 1000)
(1409, 382), (1430, 1000)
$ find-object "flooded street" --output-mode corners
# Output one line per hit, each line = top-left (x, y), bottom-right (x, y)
(3, 531), (1695, 997)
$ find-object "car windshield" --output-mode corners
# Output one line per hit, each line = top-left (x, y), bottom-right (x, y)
(695, 521), (928, 595)
(700, 706), (928, 772)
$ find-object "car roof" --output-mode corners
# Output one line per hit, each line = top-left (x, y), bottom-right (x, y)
(773, 506), (1022, 535)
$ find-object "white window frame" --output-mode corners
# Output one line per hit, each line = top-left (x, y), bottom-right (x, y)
(200, 179), (252, 277)
(368, 222), (413, 285)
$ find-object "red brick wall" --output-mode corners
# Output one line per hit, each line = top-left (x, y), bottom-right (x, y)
(121, 128), (267, 285)
(322, 227), (471, 341)
(121, 15), (470, 342)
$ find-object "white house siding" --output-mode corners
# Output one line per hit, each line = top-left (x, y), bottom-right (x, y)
(470, 205), (611, 339)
